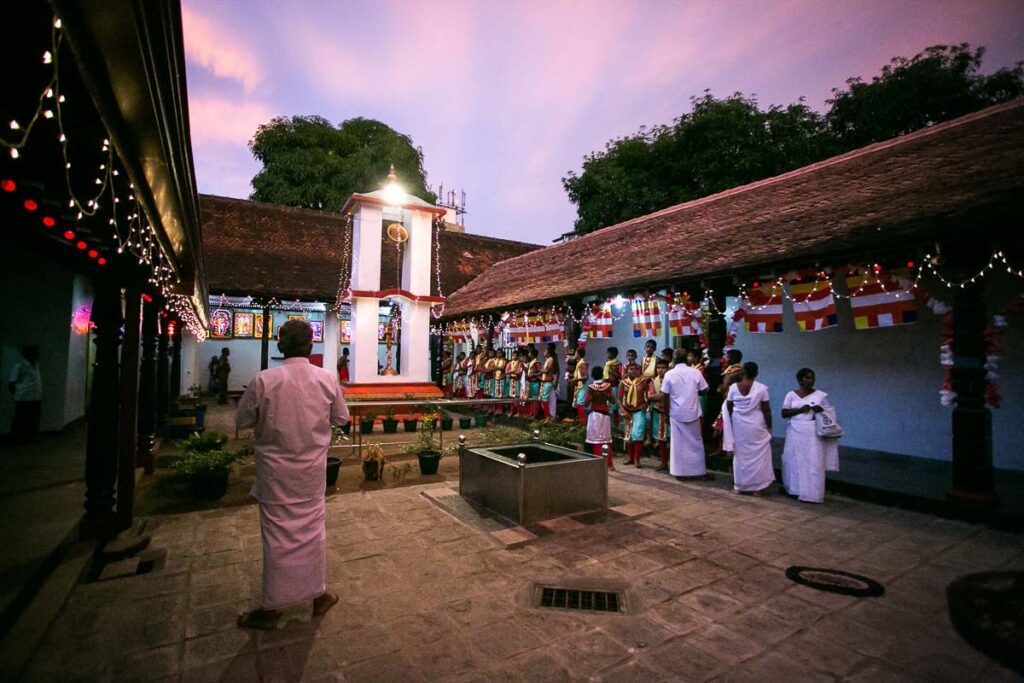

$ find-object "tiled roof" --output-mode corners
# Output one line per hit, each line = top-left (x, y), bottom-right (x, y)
(199, 195), (539, 302)
(443, 100), (1024, 318)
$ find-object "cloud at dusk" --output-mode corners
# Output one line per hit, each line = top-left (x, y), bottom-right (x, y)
(182, 0), (1024, 244)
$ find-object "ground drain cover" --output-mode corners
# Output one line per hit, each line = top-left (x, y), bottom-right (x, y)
(785, 566), (884, 598)
(537, 586), (622, 613)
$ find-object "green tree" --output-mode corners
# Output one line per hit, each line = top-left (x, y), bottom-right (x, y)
(563, 93), (831, 234)
(565, 44), (1023, 235)
(826, 44), (1024, 148)
(249, 116), (436, 210)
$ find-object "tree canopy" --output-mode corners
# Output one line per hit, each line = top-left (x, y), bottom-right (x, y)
(565, 44), (1024, 235)
(249, 116), (436, 210)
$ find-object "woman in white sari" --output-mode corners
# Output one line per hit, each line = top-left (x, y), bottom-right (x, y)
(726, 362), (774, 495)
(780, 368), (839, 503)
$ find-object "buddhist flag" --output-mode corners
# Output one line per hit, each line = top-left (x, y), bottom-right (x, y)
(631, 298), (662, 337)
(741, 286), (784, 333)
(790, 280), (838, 331)
(847, 274), (917, 329)
(668, 301), (702, 337)
(586, 304), (614, 338)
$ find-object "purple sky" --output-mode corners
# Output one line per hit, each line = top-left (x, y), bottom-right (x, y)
(183, 0), (1024, 245)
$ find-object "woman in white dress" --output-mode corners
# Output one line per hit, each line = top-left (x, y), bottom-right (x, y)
(726, 362), (774, 495)
(780, 368), (839, 503)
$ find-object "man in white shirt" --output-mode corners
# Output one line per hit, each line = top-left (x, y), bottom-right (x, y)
(652, 349), (713, 480)
(8, 346), (42, 443)
(236, 319), (350, 629)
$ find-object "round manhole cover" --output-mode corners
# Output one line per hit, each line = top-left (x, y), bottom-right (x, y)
(947, 571), (1024, 675)
(785, 566), (885, 598)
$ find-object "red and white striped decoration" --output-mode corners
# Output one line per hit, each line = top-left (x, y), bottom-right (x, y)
(631, 298), (662, 337)
(668, 300), (702, 337)
(741, 285), (784, 333)
(790, 280), (838, 331)
(586, 304), (614, 338)
(847, 274), (917, 329)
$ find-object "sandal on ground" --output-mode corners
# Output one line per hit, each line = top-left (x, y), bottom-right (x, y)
(313, 592), (339, 616)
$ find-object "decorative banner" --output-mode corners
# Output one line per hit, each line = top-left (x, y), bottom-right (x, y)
(341, 319), (352, 344)
(790, 280), (838, 331)
(210, 309), (233, 338)
(254, 313), (273, 339)
(586, 304), (614, 338)
(310, 320), (324, 343)
(741, 286), (784, 333)
(668, 299), (702, 337)
(377, 322), (387, 341)
(631, 298), (662, 338)
(847, 274), (917, 329)
(233, 312), (254, 338)
(70, 305), (94, 336)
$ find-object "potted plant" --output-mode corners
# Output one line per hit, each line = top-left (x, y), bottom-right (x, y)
(326, 456), (341, 488)
(473, 408), (488, 428)
(168, 385), (207, 439)
(362, 443), (385, 481)
(381, 407), (399, 434)
(440, 411), (454, 431)
(359, 412), (375, 434)
(403, 415), (441, 475)
(403, 415), (418, 432)
(172, 431), (238, 498)
(458, 414), (473, 429)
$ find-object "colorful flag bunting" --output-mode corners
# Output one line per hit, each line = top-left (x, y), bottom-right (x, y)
(847, 274), (917, 329)
(631, 298), (662, 337)
(790, 280), (838, 331)
(586, 304), (614, 338)
(741, 286), (784, 333)
(668, 300), (702, 337)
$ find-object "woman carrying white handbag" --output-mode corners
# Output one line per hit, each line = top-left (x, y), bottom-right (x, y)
(780, 368), (841, 503)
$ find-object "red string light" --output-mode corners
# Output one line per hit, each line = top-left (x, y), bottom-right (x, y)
(87, 249), (97, 258)
(97, 257), (107, 265)
(1, 179), (15, 192)
(63, 229), (74, 240)
(23, 199), (38, 211)
(75, 240), (87, 250)
(42, 215), (55, 227)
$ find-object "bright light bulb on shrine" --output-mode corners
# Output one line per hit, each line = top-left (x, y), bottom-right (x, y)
(382, 164), (404, 206)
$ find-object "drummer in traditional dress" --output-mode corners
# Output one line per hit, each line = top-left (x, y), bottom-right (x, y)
(640, 339), (658, 445)
(464, 348), (477, 399)
(441, 350), (454, 398)
(540, 344), (559, 420)
(584, 366), (615, 470)
(491, 349), (507, 414)
(453, 352), (467, 397)
(603, 347), (623, 427)
(618, 363), (650, 467)
(505, 350), (525, 416)
(474, 346), (488, 399)
(570, 348), (589, 423)
(526, 347), (543, 418)
(649, 358), (671, 471)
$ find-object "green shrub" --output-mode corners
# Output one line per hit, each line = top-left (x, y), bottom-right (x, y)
(179, 431), (228, 453)
(171, 449), (240, 476)
(529, 420), (586, 447)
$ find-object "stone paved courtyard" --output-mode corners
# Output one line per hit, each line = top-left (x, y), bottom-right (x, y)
(23, 465), (1024, 682)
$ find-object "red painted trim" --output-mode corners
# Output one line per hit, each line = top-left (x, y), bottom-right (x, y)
(341, 193), (447, 217)
(349, 288), (445, 305)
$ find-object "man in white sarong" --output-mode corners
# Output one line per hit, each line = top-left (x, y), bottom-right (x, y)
(653, 349), (712, 481)
(236, 319), (349, 629)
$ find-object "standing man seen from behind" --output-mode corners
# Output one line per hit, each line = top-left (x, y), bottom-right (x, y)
(8, 345), (42, 444)
(652, 349), (713, 481)
(216, 347), (231, 405)
(236, 319), (349, 629)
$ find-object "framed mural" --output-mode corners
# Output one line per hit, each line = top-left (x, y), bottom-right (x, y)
(377, 322), (387, 341)
(253, 313), (274, 339)
(287, 314), (308, 322)
(310, 320), (324, 343)
(210, 309), (233, 338)
(233, 312), (254, 338)
(340, 320), (352, 344)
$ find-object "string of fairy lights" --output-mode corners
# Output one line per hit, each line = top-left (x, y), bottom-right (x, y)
(2, 14), (199, 334)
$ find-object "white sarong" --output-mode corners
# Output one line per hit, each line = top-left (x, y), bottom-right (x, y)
(781, 390), (839, 503)
(727, 381), (774, 493)
(670, 418), (705, 476)
(259, 497), (326, 610)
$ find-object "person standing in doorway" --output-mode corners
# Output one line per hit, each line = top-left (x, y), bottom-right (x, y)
(652, 349), (712, 481)
(236, 319), (349, 630)
(8, 346), (42, 443)
(216, 348), (231, 405)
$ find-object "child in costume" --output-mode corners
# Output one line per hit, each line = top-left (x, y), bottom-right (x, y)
(571, 348), (589, 423)
(603, 347), (623, 427)
(505, 349), (524, 416)
(526, 347), (542, 418)
(618, 363), (650, 466)
(584, 365), (615, 470)
(649, 358), (671, 471)
(540, 345), (559, 419)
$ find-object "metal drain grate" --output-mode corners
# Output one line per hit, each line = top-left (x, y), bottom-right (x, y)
(539, 587), (621, 613)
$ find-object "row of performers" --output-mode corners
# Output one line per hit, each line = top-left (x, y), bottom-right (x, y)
(441, 345), (561, 419)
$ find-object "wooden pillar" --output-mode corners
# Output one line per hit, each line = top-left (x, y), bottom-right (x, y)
(81, 278), (123, 540)
(116, 287), (142, 533)
(155, 313), (170, 431)
(703, 288), (727, 443)
(948, 277), (997, 511)
(169, 319), (182, 401)
(260, 306), (271, 370)
(137, 297), (158, 472)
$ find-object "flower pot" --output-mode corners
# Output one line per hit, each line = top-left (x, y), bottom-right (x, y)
(382, 418), (399, 434)
(362, 460), (383, 481)
(326, 457), (341, 487)
(417, 450), (441, 475)
(403, 419), (418, 433)
(359, 419), (375, 434)
(459, 417), (472, 429)
(440, 417), (454, 431)
(186, 468), (229, 499)
(474, 414), (488, 428)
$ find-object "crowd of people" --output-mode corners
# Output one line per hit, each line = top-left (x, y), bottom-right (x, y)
(441, 339), (841, 504)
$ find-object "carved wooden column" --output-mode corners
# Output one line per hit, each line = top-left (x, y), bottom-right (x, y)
(170, 318), (182, 401)
(116, 287), (142, 532)
(260, 306), (271, 370)
(155, 311), (170, 431)
(81, 278), (123, 540)
(948, 270), (997, 512)
(137, 297), (158, 473)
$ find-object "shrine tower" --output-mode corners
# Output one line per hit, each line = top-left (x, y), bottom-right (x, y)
(339, 168), (446, 399)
